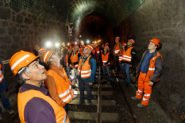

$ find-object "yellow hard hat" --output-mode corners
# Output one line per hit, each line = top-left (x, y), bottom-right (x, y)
(9, 50), (38, 75)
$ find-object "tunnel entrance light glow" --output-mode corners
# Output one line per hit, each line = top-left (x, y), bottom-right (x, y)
(45, 41), (52, 48)
(86, 39), (90, 44)
(55, 42), (60, 48)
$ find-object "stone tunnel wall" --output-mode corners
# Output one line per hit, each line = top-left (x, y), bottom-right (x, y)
(0, 1), (64, 60)
(122, 0), (185, 121)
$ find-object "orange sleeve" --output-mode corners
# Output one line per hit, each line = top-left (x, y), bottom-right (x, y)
(45, 75), (66, 107)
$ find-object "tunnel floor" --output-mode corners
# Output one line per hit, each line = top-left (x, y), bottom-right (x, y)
(0, 71), (172, 123)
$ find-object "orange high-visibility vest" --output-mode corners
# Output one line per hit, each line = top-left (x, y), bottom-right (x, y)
(122, 47), (133, 62)
(18, 90), (69, 123)
(146, 52), (162, 79)
(47, 67), (73, 104)
(78, 56), (91, 78)
(114, 44), (120, 54)
(70, 52), (79, 63)
(101, 52), (109, 64)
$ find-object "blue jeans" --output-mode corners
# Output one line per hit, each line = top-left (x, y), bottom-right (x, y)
(120, 63), (131, 85)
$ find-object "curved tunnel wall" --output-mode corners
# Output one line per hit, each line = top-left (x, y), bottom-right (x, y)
(121, 0), (185, 120)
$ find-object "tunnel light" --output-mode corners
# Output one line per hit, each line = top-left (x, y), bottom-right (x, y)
(45, 40), (52, 48)
(86, 39), (90, 44)
(75, 41), (78, 45)
(55, 42), (60, 48)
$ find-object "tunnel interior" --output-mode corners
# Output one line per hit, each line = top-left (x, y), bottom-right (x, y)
(0, 0), (185, 122)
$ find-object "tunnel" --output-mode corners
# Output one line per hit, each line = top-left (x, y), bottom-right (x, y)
(0, 0), (185, 123)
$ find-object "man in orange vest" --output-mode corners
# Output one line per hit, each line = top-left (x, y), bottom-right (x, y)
(120, 36), (137, 87)
(113, 36), (122, 73)
(78, 45), (96, 104)
(69, 45), (80, 87)
(9, 50), (69, 123)
(41, 50), (75, 110)
(131, 38), (163, 108)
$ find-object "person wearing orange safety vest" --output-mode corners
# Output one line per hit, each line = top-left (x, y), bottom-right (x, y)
(78, 45), (96, 104)
(101, 45), (113, 82)
(9, 50), (69, 123)
(65, 47), (72, 76)
(131, 38), (163, 108)
(69, 45), (80, 69)
(113, 36), (122, 73)
(41, 50), (75, 110)
(119, 36), (137, 87)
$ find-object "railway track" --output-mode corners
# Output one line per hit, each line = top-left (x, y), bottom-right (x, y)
(68, 67), (137, 123)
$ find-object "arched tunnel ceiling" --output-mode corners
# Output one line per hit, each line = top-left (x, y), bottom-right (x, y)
(68, 0), (145, 28)
(8, 0), (145, 28)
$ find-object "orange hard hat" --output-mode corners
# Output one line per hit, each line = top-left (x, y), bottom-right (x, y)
(85, 45), (93, 51)
(38, 48), (46, 53)
(150, 38), (160, 47)
(9, 50), (38, 75)
(41, 50), (53, 63)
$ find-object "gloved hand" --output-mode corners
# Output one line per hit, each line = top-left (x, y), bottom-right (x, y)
(149, 81), (154, 86)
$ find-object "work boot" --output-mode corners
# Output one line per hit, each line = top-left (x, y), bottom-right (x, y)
(131, 96), (139, 100)
(137, 103), (145, 108)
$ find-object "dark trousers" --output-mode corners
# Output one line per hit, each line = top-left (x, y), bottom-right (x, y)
(79, 80), (92, 101)
(113, 55), (120, 73)
(102, 66), (113, 81)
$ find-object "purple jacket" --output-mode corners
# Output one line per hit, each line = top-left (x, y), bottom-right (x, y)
(19, 84), (56, 123)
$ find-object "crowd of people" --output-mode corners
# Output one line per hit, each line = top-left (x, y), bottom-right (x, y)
(0, 35), (163, 122)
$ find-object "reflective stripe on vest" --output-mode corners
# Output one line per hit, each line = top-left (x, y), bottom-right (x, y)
(18, 90), (69, 123)
(78, 56), (91, 78)
(114, 44), (120, 54)
(122, 47), (133, 62)
(147, 52), (162, 77)
(114, 50), (120, 54)
(101, 53), (109, 63)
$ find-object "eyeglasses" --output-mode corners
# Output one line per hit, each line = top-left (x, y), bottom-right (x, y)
(18, 60), (41, 74)
(28, 60), (40, 69)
